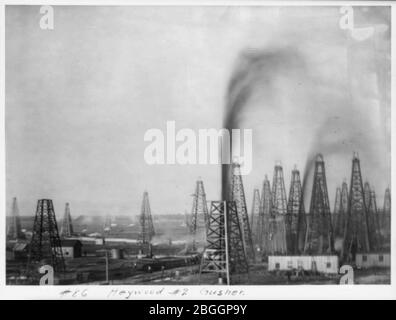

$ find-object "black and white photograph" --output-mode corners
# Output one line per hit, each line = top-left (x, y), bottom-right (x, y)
(2, 2), (393, 296)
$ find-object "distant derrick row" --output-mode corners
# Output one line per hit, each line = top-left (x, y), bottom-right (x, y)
(200, 152), (387, 281)
(248, 153), (388, 262)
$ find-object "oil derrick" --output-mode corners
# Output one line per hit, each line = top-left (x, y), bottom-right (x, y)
(381, 187), (391, 235)
(184, 211), (191, 230)
(226, 201), (249, 277)
(7, 197), (24, 240)
(363, 182), (378, 250)
(333, 187), (342, 235)
(259, 176), (272, 254)
(304, 154), (334, 254)
(341, 182), (349, 225)
(272, 163), (287, 215)
(139, 191), (155, 244)
(368, 190), (381, 250)
(267, 216), (287, 254)
(286, 167), (306, 254)
(267, 164), (288, 254)
(199, 201), (227, 281)
(199, 201), (248, 285)
(231, 162), (255, 261)
(250, 188), (261, 245)
(343, 154), (370, 261)
(364, 182), (371, 208)
(334, 182), (349, 238)
(27, 199), (65, 273)
(384, 187), (391, 215)
(190, 179), (209, 235)
(103, 214), (112, 234)
(60, 202), (73, 238)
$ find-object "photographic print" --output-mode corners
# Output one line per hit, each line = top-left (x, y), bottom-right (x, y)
(4, 4), (392, 290)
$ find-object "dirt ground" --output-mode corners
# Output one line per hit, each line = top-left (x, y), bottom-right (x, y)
(149, 264), (391, 285)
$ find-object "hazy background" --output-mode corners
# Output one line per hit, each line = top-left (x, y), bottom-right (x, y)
(6, 6), (391, 218)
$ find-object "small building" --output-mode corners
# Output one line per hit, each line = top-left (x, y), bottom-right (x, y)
(268, 255), (339, 274)
(110, 248), (124, 259)
(95, 238), (105, 245)
(7, 242), (29, 261)
(355, 253), (390, 269)
(13, 243), (29, 260)
(61, 240), (83, 258)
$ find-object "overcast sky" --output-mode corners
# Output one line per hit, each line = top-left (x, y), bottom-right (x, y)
(6, 6), (390, 218)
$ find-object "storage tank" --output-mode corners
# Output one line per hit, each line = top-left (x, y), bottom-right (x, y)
(110, 248), (124, 259)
